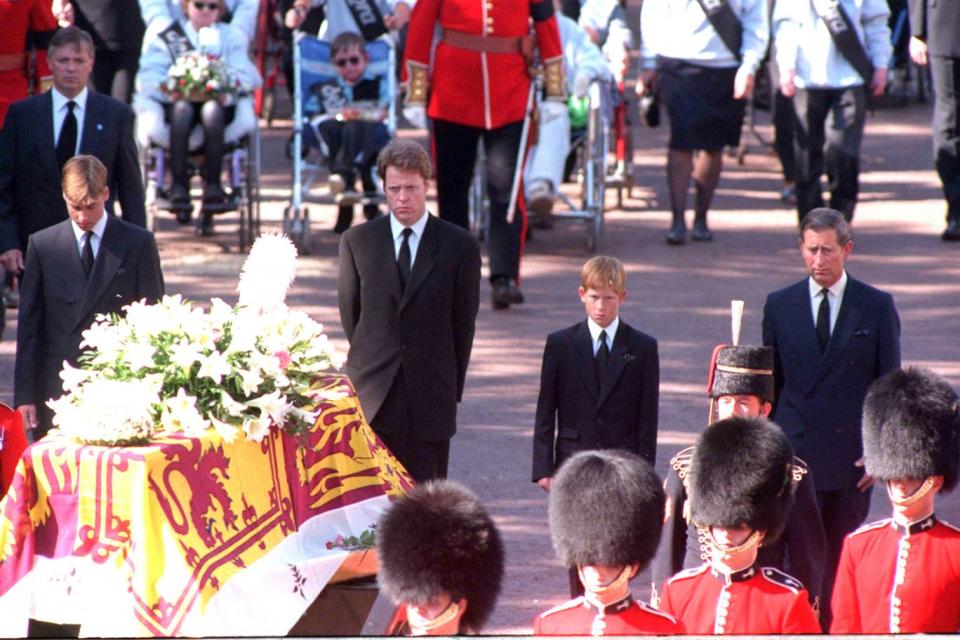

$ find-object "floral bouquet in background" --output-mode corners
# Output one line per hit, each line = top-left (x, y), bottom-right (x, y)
(161, 50), (246, 102)
(48, 234), (343, 446)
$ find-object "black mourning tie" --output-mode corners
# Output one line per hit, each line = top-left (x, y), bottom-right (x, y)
(57, 100), (78, 170)
(596, 329), (610, 382)
(397, 228), (413, 290)
(816, 288), (831, 351)
(81, 231), (94, 278)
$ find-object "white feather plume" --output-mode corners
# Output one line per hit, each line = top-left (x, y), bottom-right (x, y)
(237, 233), (299, 311)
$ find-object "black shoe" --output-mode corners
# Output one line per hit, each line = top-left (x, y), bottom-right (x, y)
(665, 220), (686, 245)
(691, 220), (714, 242)
(942, 219), (960, 242)
(491, 279), (512, 310)
(196, 212), (214, 236)
(164, 184), (193, 219)
(202, 184), (234, 213)
(506, 279), (524, 304)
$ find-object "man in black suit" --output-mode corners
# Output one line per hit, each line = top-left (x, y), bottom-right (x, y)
(338, 139), (481, 482)
(0, 26), (145, 277)
(15, 155), (164, 438)
(762, 207), (901, 628)
(531, 255), (659, 489)
(908, 0), (960, 241)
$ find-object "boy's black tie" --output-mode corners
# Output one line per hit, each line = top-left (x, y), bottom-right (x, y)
(596, 329), (609, 382)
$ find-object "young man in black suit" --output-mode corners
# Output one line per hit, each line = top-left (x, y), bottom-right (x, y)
(337, 139), (481, 483)
(14, 155), (164, 438)
(762, 207), (900, 628)
(0, 26), (146, 277)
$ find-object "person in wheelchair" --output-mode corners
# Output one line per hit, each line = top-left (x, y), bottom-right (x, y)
(133, 0), (261, 232)
(524, 11), (611, 221)
(304, 30), (390, 232)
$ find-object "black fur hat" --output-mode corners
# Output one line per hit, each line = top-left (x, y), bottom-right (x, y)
(689, 416), (795, 545)
(549, 449), (665, 570)
(863, 367), (960, 492)
(376, 480), (504, 632)
(709, 345), (776, 404)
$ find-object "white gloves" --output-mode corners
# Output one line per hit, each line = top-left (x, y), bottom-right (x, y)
(539, 100), (568, 124)
(573, 72), (592, 99)
(403, 105), (427, 129)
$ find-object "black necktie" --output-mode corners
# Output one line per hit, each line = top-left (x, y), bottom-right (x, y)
(816, 288), (831, 351)
(596, 329), (609, 382)
(397, 228), (412, 290)
(81, 231), (94, 277)
(57, 100), (78, 171)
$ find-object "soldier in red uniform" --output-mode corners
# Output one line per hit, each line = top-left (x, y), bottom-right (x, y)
(830, 367), (960, 633)
(534, 449), (682, 635)
(401, 0), (565, 309)
(0, 0), (57, 127)
(377, 480), (504, 636)
(658, 416), (820, 634)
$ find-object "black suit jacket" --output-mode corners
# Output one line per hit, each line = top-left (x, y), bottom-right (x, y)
(531, 319), (660, 482)
(14, 216), (164, 432)
(762, 276), (901, 491)
(338, 214), (481, 442)
(909, 0), (960, 58)
(0, 91), (146, 255)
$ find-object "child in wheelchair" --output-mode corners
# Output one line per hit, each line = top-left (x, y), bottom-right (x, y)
(302, 31), (391, 232)
(524, 11), (612, 222)
(133, 0), (262, 233)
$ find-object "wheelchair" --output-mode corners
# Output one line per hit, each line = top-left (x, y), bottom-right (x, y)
(138, 98), (262, 252)
(286, 32), (397, 254)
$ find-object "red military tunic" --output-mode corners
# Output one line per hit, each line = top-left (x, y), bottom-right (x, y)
(659, 564), (820, 634)
(831, 515), (960, 633)
(534, 594), (683, 635)
(0, 0), (56, 126)
(401, 0), (564, 130)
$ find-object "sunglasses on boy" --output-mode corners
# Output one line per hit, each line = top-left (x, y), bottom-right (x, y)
(334, 56), (362, 67)
(192, 2), (221, 10)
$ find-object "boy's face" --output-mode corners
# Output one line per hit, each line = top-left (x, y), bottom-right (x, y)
(333, 44), (368, 84)
(579, 286), (625, 328)
(716, 394), (771, 420)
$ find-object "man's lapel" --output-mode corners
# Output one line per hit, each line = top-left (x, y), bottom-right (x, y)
(399, 215), (436, 310)
(786, 281), (823, 391)
(597, 324), (630, 407)
(573, 321), (599, 401)
(73, 217), (126, 332)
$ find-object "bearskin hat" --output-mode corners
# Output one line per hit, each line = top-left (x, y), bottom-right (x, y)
(708, 345), (775, 404)
(376, 480), (504, 633)
(689, 416), (795, 545)
(548, 449), (665, 570)
(863, 367), (960, 492)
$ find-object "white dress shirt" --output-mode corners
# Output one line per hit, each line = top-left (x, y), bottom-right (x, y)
(389, 210), (429, 264)
(52, 86), (88, 153)
(808, 270), (847, 334)
(70, 212), (108, 262)
(587, 316), (619, 356)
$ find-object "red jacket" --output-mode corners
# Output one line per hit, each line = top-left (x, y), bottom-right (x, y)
(534, 594), (683, 636)
(0, 0), (56, 126)
(659, 564), (820, 634)
(831, 516), (960, 633)
(401, 0), (564, 130)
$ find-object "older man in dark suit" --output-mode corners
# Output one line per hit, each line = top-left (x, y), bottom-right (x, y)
(908, 0), (960, 241)
(15, 155), (163, 438)
(762, 207), (900, 628)
(338, 139), (481, 482)
(0, 26), (145, 277)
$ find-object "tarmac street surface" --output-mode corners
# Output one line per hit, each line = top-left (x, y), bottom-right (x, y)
(2, 85), (959, 634)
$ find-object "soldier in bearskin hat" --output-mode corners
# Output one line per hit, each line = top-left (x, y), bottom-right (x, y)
(831, 367), (960, 633)
(377, 480), (504, 635)
(658, 416), (820, 634)
(651, 344), (826, 617)
(534, 449), (682, 635)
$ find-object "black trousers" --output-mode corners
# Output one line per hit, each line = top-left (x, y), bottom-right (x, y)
(432, 118), (525, 282)
(792, 86), (867, 222)
(815, 486), (872, 631)
(772, 88), (797, 183)
(317, 120), (389, 192)
(92, 48), (140, 104)
(372, 368), (449, 483)
(931, 55), (960, 222)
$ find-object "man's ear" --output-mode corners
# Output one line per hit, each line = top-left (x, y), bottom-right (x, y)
(760, 402), (772, 417)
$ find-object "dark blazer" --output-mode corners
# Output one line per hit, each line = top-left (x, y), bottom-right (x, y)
(0, 90), (146, 255)
(762, 275), (901, 491)
(338, 214), (481, 442)
(909, 0), (960, 57)
(531, 319), (659, 482)
(14, 216), (164, 434)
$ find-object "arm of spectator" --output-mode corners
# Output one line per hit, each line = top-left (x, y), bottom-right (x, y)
(225, 27), (263, 91)
(771, 0), (800, 97)
(137, 28), (174, 102)
(383, 0), (412, 30)
(738, 0), (769, 81)
(862, 0), (893, 77)
(227, 0), (259, 41)
(638, 0), (663, 73)
(570, 23), (613, 92)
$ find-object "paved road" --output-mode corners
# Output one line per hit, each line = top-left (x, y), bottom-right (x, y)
(2, 90), (958, 633)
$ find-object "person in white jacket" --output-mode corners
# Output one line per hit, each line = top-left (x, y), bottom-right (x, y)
(138, 0), (259, 41)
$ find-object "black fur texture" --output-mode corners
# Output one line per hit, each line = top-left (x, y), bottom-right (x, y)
(710, 345), (775, 403)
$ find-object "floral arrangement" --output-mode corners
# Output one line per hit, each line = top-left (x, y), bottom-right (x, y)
(47, 234), (343, 446)
(162, 50), (246, 102)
